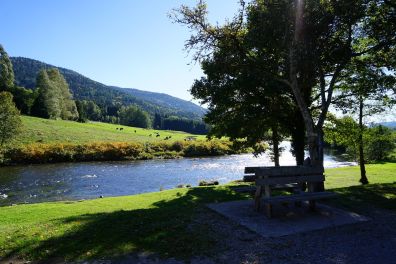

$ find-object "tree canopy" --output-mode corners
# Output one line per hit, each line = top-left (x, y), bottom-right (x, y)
(118, 105), (151, 128)
(0, 44), (15, 92)
(173, 0), (396, 171)
(0, 92), (22, 146)
(31, 68), (79, 120)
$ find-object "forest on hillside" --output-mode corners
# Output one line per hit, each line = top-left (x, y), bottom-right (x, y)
(0, 53), (208, 134)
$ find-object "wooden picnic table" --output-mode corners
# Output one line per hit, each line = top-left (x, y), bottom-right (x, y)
(244, 165), (336, 218)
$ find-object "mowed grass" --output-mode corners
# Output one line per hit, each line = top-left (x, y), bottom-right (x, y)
(0, 186), (248, 261)
(0, 163), (395, 261)
(325, 162), (396, 189)
(17, 116), (206, 145)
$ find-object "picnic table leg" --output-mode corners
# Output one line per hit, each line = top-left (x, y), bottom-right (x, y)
(309, 200), (316, 211)
(308, 182), (317, 211)
(254, 186), (262, 212)
(294, 185), (303, 207)
(265, 203), (272, 218)
(264, 182), (272, 218)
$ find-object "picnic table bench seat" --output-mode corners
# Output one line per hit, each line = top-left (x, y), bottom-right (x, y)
(244, 165), (336, 218)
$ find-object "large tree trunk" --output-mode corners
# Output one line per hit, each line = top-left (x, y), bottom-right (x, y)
(291, 111), (305, 165)
(358, 96), (368, 184)
(289, 0), (325, 192)
(272, 125), (280, 167)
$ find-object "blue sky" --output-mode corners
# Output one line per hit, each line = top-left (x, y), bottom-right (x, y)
(1, 1), (395, 122)
(1, 0), (243, 101)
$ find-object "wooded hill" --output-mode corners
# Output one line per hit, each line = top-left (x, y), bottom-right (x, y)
(11, 57), (206, 120)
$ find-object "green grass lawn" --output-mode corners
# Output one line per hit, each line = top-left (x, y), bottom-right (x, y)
(325, 163), (396, 189)
(0, 163), (395, 261)
(17, 116), (206, 145)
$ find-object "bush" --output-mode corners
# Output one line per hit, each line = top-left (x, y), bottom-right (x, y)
(365, 126), (396, 162)
(1, 139), (248, 165)
(183, 140), (232, 157)
(3, 142), (145, 164)
(170, 141), (184, 152)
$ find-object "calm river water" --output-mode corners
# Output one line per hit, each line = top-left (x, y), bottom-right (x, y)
(0, 143), (356, 206)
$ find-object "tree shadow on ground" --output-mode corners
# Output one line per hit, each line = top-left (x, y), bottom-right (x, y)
(5, 187), (248, 262)
(330, 183), (396, 212)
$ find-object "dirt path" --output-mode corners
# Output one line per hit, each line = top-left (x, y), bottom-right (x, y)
(191, 206), (396, 264)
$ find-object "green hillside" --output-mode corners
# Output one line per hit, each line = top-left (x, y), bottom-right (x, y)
(11, 57), (206, 120)
(18, 116), (206, 146)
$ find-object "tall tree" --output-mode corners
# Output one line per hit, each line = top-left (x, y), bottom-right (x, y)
(0, 44), (15, 92)
(173, 0), (396, 177)
(172, 1), (295, 165)
(0, 92), (22, 146)
(47, 68), (79, 120)
(32, 69), (61, 119)
(31, 68), (78, 120)
(85, 100), (102, 121)
(333, 56), (396, 184)
(118, 105), (151, 128)
(153, 113), (162, 129)
(12, 86), (37, 115)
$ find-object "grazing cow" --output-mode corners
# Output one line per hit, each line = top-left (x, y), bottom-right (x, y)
(156, 134), (160, 137)
(116, 128), (119, 130)
(120, 128), (124, 131)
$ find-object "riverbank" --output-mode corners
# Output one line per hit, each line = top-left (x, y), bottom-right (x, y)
(1, 116), (250, 166)
(0, 163), (395, 262)
(1, 140), (248, 166)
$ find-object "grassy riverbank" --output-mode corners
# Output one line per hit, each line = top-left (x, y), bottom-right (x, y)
(2, 140), (241, 165)
(1, 116), (247, 165)
(0, 163), (395, 262)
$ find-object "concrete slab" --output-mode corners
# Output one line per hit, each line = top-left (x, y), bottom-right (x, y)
(207, 200), (369, 238)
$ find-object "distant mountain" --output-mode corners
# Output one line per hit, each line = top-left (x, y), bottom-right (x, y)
(11, 57), (206, 120)
(377, 121), (396, 129)
(112, 87), (206, 117)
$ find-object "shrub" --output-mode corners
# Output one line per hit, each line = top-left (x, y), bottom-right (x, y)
(183, 140), (232, 157)
(3, 142), (145, 164)
(1, 139), (248, 165)
(170, 141), (184, 152)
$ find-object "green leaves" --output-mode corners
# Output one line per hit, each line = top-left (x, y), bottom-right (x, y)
(118, 105), (151, 128)
(31, 68), (79, 121)
(0, 44), (15, 92)
(0, 92), (22, 147)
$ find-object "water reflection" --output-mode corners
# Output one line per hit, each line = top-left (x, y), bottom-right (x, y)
(0, 142), (356, 206)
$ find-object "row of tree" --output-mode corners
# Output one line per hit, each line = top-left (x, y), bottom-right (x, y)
(173, 0), (396, 184)
(325, 116), (395, 163)
(75, 100), (208, 132)
(153, 113), (209, 134)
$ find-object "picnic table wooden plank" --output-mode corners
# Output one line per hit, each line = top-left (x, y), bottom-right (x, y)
(262, 191), (336, 203)
(255, 175), (325, 185)
(245, 165), (335, 218)
(245, 166), (323, 176)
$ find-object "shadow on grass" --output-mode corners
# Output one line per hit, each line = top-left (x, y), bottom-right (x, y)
(330, 183), (396, 212)
(5, 187), (248, 262)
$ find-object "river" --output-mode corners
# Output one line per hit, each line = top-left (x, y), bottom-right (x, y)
(0, 143), (356, 206)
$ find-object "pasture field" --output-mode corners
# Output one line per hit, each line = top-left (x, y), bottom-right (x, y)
(17, 116), (206, 146)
